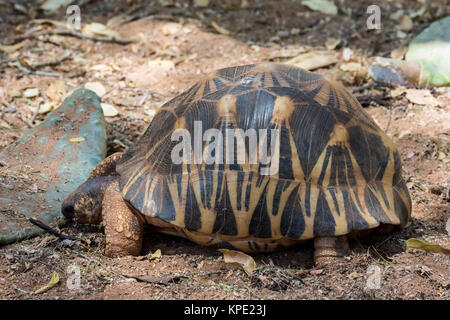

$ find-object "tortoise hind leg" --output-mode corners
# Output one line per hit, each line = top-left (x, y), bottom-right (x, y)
(314, 236), (350, 266)
(102, 179), (144, 257)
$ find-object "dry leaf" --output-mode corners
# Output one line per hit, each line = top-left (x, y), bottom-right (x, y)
(390, 47), (407, 60)
(101, 103), (119, 117)
(211, 21), (231, 35)
(23, 88), (40, 98)
(405, 89), (438, 107)
(84, 82), (106, 98)
(325, 37), (341, 50)
(406, 238), (450, 255)
(390, 87), (406, 98)
(149, 249), (162, 261)
(399, 15), (413, 32)
(82, 23), (121, 39)
(34, 271), (59, 294)
(70, 137), (85, 142)
(218, 249), (256, 276)
(301, 0), (337, 15)
(286, 51), (338, 70)
(39, 102), (55, 114)
(47, 80), (66, 102)
(340, 62), (364, 73)
(40, 0), (74, 12)
(194, 0), (209, 7)
(0, 41), (26, 54)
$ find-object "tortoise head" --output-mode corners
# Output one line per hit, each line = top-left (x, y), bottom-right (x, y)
(62, 176), (117, 224)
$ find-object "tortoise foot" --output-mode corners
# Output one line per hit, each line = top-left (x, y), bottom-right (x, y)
(102, 180), (144, 257)
(314, 236), (350, 266)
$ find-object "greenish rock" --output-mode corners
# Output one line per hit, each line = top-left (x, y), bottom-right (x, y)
(0, 89), (107, 245)
(406, 16), (450, 86)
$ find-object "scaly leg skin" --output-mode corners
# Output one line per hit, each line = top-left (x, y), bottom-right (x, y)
(314, 236), (350, 266)
(102, 180), (144, 257)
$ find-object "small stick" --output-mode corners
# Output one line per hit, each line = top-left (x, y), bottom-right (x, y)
(29, 50), (72, 69)
(11, 60), (83, 78)
(49, 29), (134, 45)
(29, 218), (82, 242)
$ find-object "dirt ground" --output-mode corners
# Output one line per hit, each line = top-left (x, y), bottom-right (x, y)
(0, 0), (449, 300)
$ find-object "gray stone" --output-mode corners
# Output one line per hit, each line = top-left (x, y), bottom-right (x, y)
(406, 16), (450, 86)
(0, 89), (107, 244)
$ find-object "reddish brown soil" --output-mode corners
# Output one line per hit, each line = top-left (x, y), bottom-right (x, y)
(0, 0), (449, 300)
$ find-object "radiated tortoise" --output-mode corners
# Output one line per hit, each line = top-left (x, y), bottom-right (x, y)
(62, 63), (411, 265)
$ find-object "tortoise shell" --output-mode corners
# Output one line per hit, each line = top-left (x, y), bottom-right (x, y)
(115, 63), (411, 252)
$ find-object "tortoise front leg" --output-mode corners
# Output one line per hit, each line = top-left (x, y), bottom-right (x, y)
(314, 235), (350, 266)
(102, 180), (144, 257)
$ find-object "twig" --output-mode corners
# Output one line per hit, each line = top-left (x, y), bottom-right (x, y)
(49, 29), (134, 45)
(29, 218), (83, 242)
(11, 60), (83, 78)
(0, 58), (19, 65)
(12, 60), (64, 78)
(352, 83), (377, 94)
(119, 273), (186, 286)
(29, 50), (72, 69)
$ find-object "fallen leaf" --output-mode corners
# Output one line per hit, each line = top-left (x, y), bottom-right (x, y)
(211, 21), (231, 35)
(390, 47), (407, 60)
(82, 23), (121, 39)
(405, 89), (438, 107)
(340, 62), (364, 73)
(325, 37), (341, 50)
(70, 137), (85, 142)
(101, 103), (119, 117)
(399, 15), (413, 32)
(47, 80), (66, 103)
(0, 41), (26, 53)
(23, 88), (40, 98)
(8, 89), (21, 98)
(40, 0), (74, 12)
(149, 249), (162, 261)
(406, 238), (450, 255)
(34, 271), (59, 294)
(390, 87), (406, 98)
(301, 0), (338, 15)
(218, 249), (256, 276)
(286, 50), (338, 70)
(194, 0), (209, 7)
(84, 82), (106, 98)
(39, 102), (55, 114)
